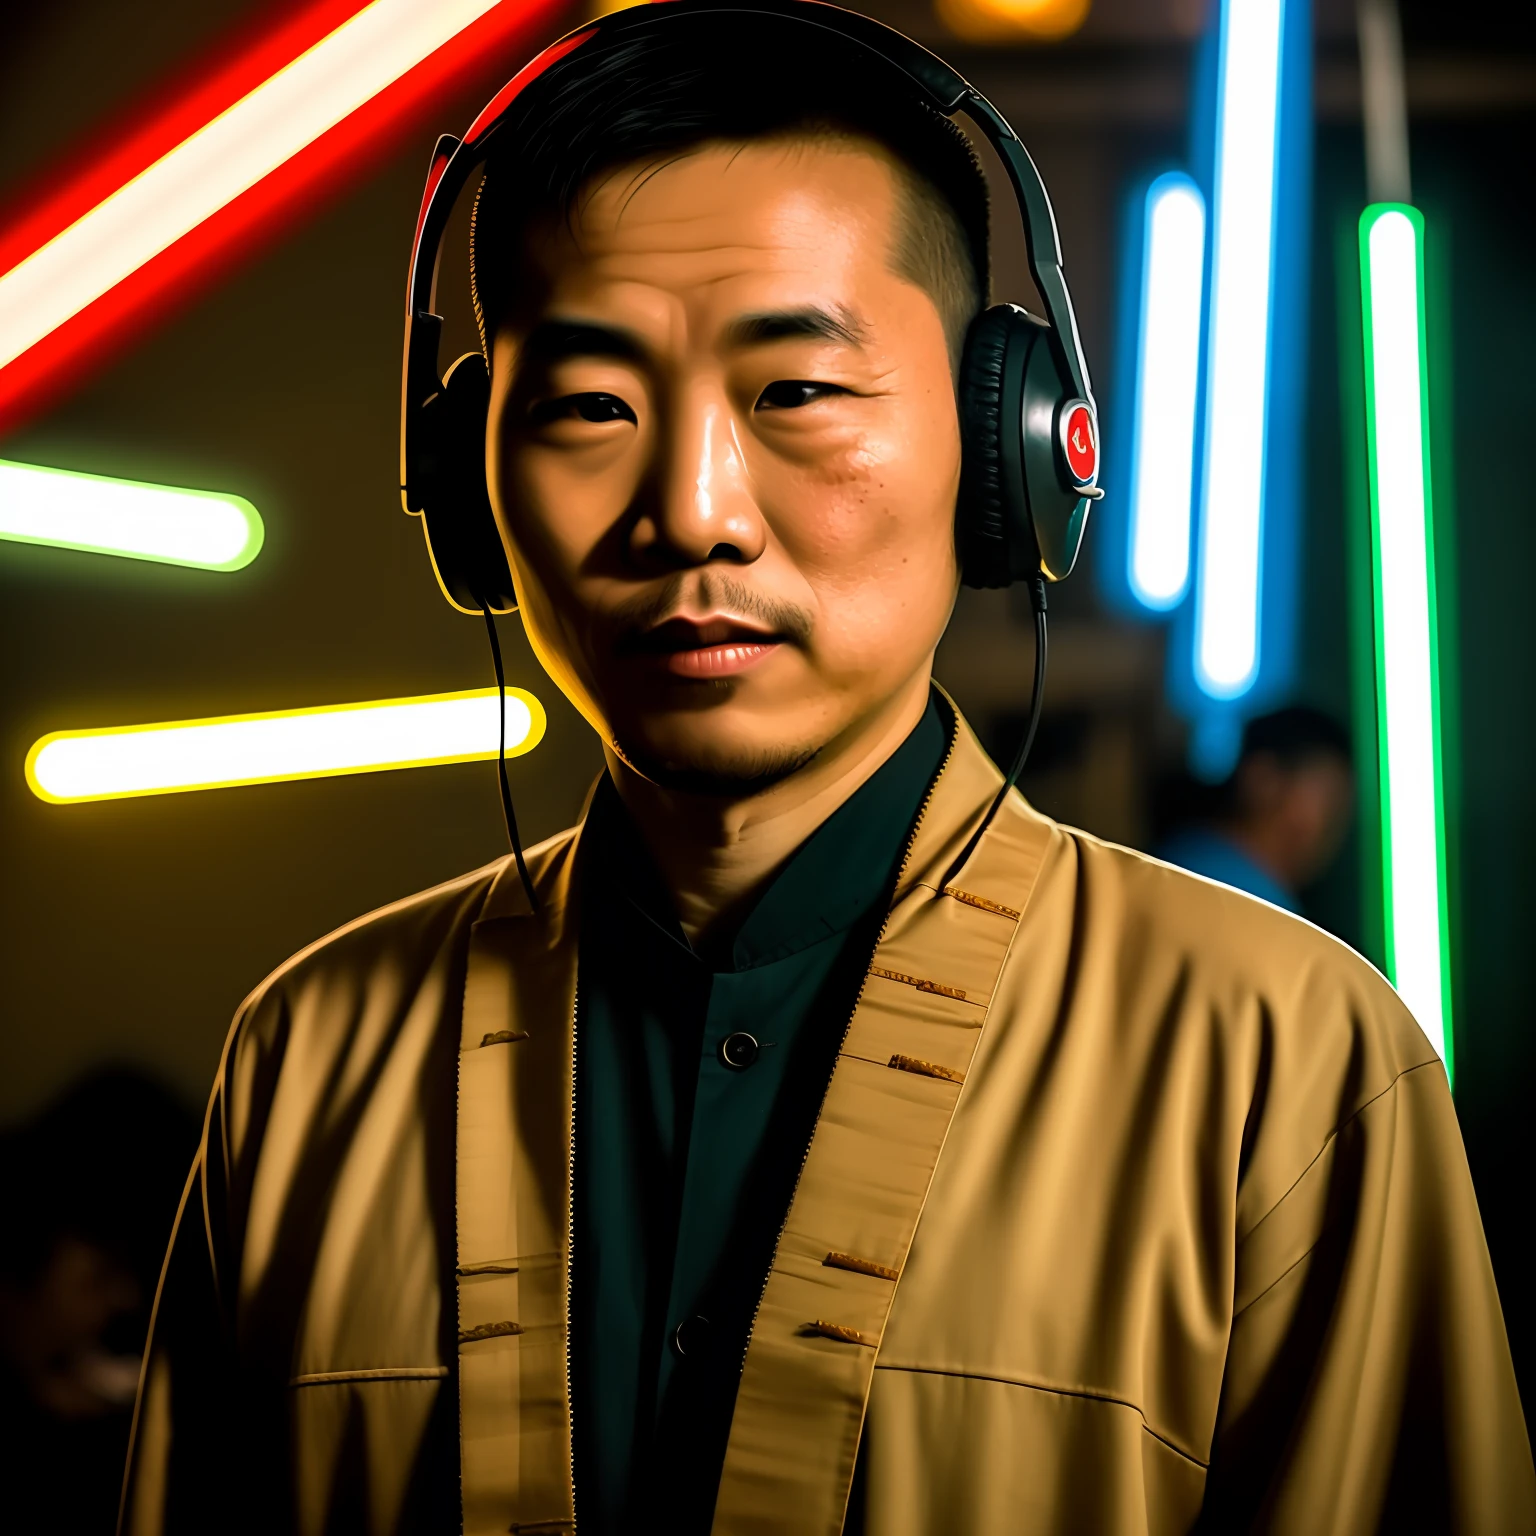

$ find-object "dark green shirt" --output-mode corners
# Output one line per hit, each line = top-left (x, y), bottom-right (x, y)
(572, 698), (948, 1533)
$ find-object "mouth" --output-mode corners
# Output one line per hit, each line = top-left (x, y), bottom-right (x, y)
(623, 614), (785, 680)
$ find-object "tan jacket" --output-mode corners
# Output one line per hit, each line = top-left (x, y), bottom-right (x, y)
(122, 709), (1534, 1535)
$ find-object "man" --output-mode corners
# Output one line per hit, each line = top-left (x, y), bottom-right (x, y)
(122, 10), (1533, 1535)
(1157, 706), (1355, 914)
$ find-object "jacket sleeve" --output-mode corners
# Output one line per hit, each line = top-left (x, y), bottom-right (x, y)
(1199, 1057), (1535, 1532)
(119, 1079), (243, 1535)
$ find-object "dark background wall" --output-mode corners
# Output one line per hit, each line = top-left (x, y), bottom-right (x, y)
(1424, 124), (1536, 1415)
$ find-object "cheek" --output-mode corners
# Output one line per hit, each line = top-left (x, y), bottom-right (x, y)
(499, 445), (636, 578)
(489, 379), (648, 588)
(1288, 785), (1332, 842)
(487, 443), (626, 727)
(497, 547), (597, 723)
(773, 408), (961, 643)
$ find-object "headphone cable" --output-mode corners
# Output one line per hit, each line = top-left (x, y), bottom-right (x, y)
(482, 605), (541, 915)
(942, 573), (1048, 890)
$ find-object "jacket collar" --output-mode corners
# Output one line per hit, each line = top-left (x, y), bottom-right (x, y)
(454, 690), (1060, 1536)
(477, 682), (1050, 926)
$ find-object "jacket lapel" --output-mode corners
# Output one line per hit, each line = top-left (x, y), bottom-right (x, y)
(710, 712), (1055, 1535)
(457, 836), (581, 1536)
(452, 713), (1057, 1536)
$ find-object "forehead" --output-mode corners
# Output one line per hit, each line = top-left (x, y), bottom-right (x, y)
(515, 138), (904, 332)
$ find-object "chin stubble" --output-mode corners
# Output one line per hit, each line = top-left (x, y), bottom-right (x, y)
(611, 737), (822, 798)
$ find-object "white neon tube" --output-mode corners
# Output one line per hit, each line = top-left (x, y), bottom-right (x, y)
(1128, 173), (1206, 610)
(1361, 205), (1450, 1067)
(26, 687), (545, 804)
(1193, 0), (1286, 696)
(0, 458), (263, 569)
(0, 0), (502, 372)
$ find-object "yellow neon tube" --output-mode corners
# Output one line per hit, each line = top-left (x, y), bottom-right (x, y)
(0, 458), (263, 570)
(26, 687), (545, 804)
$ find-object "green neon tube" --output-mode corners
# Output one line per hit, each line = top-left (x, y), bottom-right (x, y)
(0, 458), (263, 571)
(1358, 203), (1453, 1080)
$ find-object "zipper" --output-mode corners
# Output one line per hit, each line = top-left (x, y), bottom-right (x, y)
(735, 714), (959, 1374)
(564, 980), (580, 1531)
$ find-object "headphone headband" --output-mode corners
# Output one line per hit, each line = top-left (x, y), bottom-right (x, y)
(401, 0), (1094, 515)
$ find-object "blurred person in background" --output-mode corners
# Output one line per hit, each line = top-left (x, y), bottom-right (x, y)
(1156, 706), (1355, 914)
(0, 1068), (196, 1535)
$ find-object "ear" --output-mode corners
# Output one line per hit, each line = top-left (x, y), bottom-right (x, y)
(416, 352), (518, 614)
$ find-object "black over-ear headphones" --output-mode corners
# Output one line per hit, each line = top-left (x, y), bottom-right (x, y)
(399, 0), (1101, 615)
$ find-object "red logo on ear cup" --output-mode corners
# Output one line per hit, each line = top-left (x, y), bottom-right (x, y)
(1060, 401), (1098, 486)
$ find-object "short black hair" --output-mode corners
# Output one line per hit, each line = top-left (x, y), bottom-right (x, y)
(468, 14), (990, 361)
(1239, 706), (1353, 771)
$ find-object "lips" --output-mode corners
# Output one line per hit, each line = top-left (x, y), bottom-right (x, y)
(624, 615), (783, 680)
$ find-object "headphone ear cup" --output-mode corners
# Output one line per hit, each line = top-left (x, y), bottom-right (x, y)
(957, 304), (1045, 589)
(1020, 331), (1095, 581)
(415, 352), (518, 614)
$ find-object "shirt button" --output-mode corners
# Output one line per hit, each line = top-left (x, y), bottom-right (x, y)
(718, 1031), (760, 1070)
(672, 1314), (713, 1359)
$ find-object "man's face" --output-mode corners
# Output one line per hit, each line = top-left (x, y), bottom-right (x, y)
(1239, 750), (1356, 889)
(486, 137), (962, 791)
(1280, 756), (1355, 887)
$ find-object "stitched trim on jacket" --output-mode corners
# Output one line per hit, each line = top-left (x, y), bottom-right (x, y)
(806, 1319), (878, 1346)
(868, 966), (972, 1002)
(941, 887), (1022, 920)
(888, 1053), (965, 1083)
(459, 1320), (522, 1343)
(824, 1251), (901, 1281)
(290, 1366), (449, 1387)
(873, 1361), (1209, 1469)
(479, 1029), (529, 1048)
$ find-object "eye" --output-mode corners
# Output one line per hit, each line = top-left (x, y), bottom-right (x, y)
(528, 392), (637, 427)
(754, 380), (848, 411)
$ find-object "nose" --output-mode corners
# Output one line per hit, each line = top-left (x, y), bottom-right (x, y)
(629, 385), (766, 571)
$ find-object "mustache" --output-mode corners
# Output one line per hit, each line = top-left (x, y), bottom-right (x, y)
(608, 573), (813, 651)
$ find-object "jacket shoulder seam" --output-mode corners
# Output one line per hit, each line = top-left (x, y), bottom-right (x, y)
(289, 1366), (449, 1388)
(1238, 1056), (1443, 1248)
(1230, 1230), (1327, 1323)
(231, 825), (582, 1016)
(871, 1360), (1208, 1469)
(231, 861), (502, 1012)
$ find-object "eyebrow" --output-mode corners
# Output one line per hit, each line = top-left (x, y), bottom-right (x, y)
(723, 306), (868, 349)
(518, 305), (867, 367)
(520, 318), (646, 366)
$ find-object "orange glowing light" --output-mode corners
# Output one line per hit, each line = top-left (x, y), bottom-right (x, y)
(936, 0), (1091, 43)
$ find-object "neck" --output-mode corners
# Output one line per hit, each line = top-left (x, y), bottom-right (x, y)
(605, 672), (932, 956)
